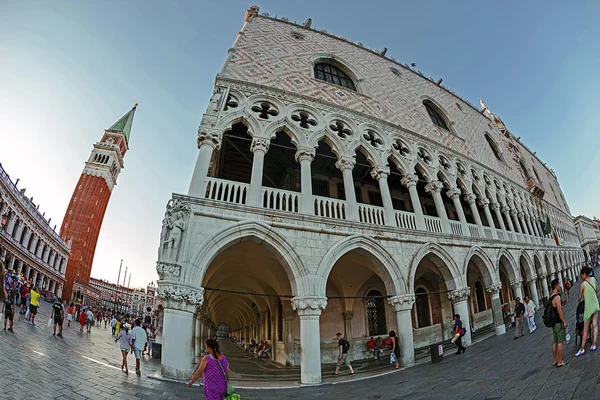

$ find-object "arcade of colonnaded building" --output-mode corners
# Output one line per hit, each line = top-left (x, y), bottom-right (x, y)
(154, 6), (586, 384)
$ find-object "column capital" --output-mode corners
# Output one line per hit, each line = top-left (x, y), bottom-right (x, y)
(446, 188), (462, 200)
(510, 279), (523, 288)
(335, 156), (356, 171)
(400, 174), (419, 188)
(291, 296), (327, 317)
(158, 283), (204, 313)
(342, 310), (354, 320)
(424, 180), (444, 194)
(370, 165), (390, 180)
(501, 205), (511, 215)
(388, 294), (415, 311)
(197, 130), (222, 150)
(490, 202), (501, 212)
(517, 211), (525, 219)
(447, 288), (470, 303)
(479, 197), (491, 208)
(509, 209), (518, 217)
(295, 147), (316, 163)
(486, 283), (502, 295)
(529, 274), (538, 281)
(250, 137), (270, 153)
(465, 193), (477, 205)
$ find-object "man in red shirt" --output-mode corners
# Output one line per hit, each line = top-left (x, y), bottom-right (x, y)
(19, 283), (28, 315)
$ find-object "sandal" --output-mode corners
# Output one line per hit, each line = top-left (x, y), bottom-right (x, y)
(557, 360), (568, 367)
(552, 362), (558, 367)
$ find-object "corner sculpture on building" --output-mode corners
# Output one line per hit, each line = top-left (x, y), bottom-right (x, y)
(60, 105), (138, 302)
(155, 6), (585, 384)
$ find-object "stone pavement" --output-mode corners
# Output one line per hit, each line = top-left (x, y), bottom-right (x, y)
(1, 275), (600, 399)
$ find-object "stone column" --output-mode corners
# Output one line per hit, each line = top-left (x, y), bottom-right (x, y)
(292, 296), (327, 384)
(195, 315), (202, 359)
(448, 289), (472, 346)
(401, 174), (426, 230)
(466, 194), (485, 237)
(528, 277), (540, 309)
(371, 166), (396, 227)
(481, 198), (498, 239)
(248, 138), (270, 207)
(511, 279), (524, 301)
(56, 283), (62, 298)
(335, 157), (359, 221)
(486, 283), (506, 336)
(540, 275), (550, 304)
(388, 295), (416, 367)
(283, 310), (295, 366)
(447, 188), (470, 236)
(510, 209), (523, 241)
(295, 147), (316, 215)
(21, 229), (31, 247)
(5, 214), (17, 236)
(491, 202), (507, 235)
(158, 283), (204, 379)
(557, 272), (564, 287)
(502, 206), (516, 235)
(28, 235), (38, 253)
(425, 180), (451, 234)
(342, 311), (354, 340)
(522, 212), (534, 239)
(188, 131), (222, 198)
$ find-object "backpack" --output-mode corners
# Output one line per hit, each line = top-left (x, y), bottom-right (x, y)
(342, 339), (350, 353)
(543, 294), (559, 328)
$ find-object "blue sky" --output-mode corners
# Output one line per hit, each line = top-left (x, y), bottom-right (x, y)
(1, 1), (598, 287)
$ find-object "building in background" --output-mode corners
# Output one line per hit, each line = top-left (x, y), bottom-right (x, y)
(574, 215), (600, 260)
(89, 276), (134, 314)
(0, 163), (69, 295)
(60, 105), (138, 301)
(154, 7), (584, 383)
(72, 280), (102, 307)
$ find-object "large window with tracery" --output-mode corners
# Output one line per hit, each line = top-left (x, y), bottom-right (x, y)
(314, 62), (356, 90)
(365, 290), (387, 336)
(424, 101), (450, 130)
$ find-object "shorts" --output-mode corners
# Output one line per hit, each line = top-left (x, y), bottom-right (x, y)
(21, 298), (27, 306)
(4, 313), (13, 321)
(336, 353), (350, 367)
(553, 323), (566, 344)
(120, 347), (130, 353)
(29, 305), (38, 315)
(54, 317), (63, 326)
(67, 314), (73, 322)
(133, 348), (142, 359)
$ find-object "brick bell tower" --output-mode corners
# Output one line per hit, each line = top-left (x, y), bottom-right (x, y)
(60, 104), (137, 301)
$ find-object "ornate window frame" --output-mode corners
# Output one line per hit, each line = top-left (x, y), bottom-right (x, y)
(310, 54), (361, 93)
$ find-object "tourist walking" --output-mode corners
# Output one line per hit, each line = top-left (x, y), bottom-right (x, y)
(115, 322), (132, 374)
(188, 339), (231, 400)
(333, 332), (354, 375)
(66, 303), (74, 327)
(19, 282), (28, 316)
(452, 314), (466, 354)
(0, 261), (6, 302)
(575, 266), (599, 357)
(51, 298), (65, 337)
(388, 330), (400, 369)
(86, 307), (94, 333)
(549, 279), (568, 367)
(27, 286), (40, 326)
(513, 297), (525, 338)
(131, 319), (147, 376)
(524, 295), (537, 334)
(3, 289), (15, 332)
(110, 316), (117, 335)
(79, 307), (87, 332)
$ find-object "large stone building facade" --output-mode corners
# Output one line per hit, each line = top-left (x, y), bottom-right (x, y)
(0, 163), (69, 295)
(155, 7), (584, 384)
(574, 215), (599, 259)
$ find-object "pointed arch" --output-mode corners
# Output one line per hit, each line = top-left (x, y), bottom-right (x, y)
(216, 113), (262, 138)
(409, 243), (463, 292)
(316, 235), (405, 297)
(463, 246), (498, 286)
(533, 251), (546, 276)
(188, 220), (309, 297)
(519, 251), (536, 280)
(497, 248), (518, 282)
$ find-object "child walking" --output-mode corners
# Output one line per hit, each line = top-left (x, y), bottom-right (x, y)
(115, 323), (132, 374)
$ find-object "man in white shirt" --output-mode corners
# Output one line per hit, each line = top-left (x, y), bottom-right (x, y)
(131, 319), (147, 376)
(110, 316), (117, 336)
(524, 295), (537, 333)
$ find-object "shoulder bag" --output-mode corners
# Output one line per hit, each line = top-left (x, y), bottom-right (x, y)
(216, 357), (240, 400)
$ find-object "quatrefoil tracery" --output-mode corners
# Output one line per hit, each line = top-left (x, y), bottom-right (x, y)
(251, 102), (279, 120)
(392, 139), (410, 157)
(417, 148), (433, 165)
(329, 121), (352, 139)
(363, 130), (383, 148)
(439, 156), (451, 171)
(223, 95), (239, 111)
(291, 111), (317, 129)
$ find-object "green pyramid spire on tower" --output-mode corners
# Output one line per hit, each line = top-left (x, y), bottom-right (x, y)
(107, 103), (138, 144)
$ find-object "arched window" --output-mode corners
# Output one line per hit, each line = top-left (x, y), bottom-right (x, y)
(519, 161), (531, 180)
(484, 133), (503, 161)
(365, 290), (387, 335)
(314, 62), (356, 91)
(423, 101), (450, 130)
(474, 281), (487, 312)
(415, 287), (432, 327)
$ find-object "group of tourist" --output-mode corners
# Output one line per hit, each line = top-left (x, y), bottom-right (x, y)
(232, 337), (271, 359)
(2, 264), (43, 329)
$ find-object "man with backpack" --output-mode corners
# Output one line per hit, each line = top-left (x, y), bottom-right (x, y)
(544, 278), (568, 367)
(514, 297), (526, 339)
(333, 332), (354, 376)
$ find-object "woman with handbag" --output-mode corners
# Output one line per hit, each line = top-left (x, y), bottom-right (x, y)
(388, 330), (400, 369)
(188, 339), (237, 400)
(575, 266), (599, 357)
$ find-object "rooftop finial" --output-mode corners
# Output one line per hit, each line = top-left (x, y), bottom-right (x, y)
(134, 103), (138, 108)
